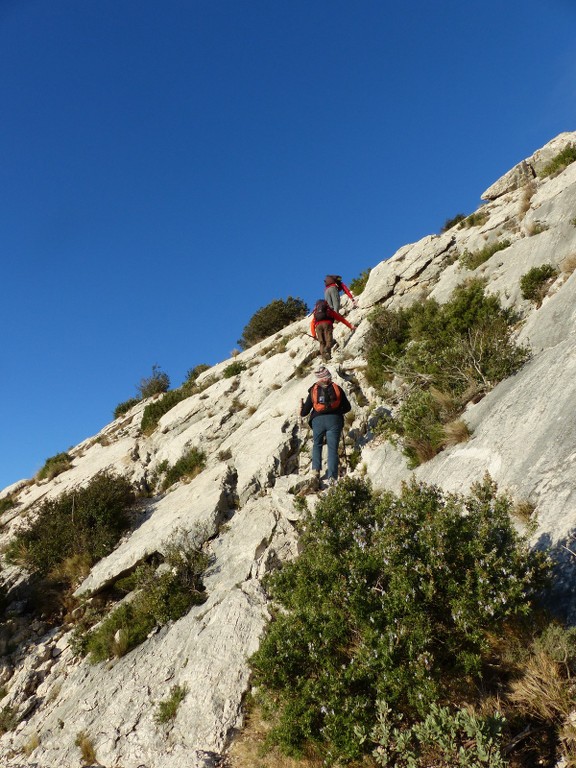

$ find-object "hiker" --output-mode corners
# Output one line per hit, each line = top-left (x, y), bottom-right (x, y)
(324, 274), (358, 313)
(311, 299), (356, 362)
(300, 366), (351, 489)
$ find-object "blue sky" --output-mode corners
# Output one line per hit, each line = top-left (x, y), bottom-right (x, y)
(1, 0), (575, 490)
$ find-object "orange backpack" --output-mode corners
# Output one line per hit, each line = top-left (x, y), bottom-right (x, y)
(311, 383), (342, 412)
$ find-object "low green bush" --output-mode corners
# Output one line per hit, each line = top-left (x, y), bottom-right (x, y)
(223, 361), (247, 378)
(364, 281), (529, 463)
(6, 472), (134, 577)
(463, 209), (489, 228)
(113, 397), (141, 419)
(238, 296), (308, 350)
(441, 213), (466, 232)
(37, 451), (73, 481)
(372, 701), (507, 767)
(161, 447), (206, 491)
(520, 264), (558, 303)
(459, 239), (511, 271)
(138, 364), (170, 399)
(155, 684), (188, 724)
(76, 533), (208, 662)
(250, 476), (550, 764)
(141, 389), (186, 435)
(538, 144), (576, 178)
(0, 495), (15, 515)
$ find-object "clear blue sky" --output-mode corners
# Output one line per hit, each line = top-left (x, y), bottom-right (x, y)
(1, 0), (575, 490)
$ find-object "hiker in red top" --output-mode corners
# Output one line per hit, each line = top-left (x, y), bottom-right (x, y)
(324, 274), (358, 313)
(311, 299), (356, 362)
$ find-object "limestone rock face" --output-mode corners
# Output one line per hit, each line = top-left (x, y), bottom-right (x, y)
(1, 131), (576, 767)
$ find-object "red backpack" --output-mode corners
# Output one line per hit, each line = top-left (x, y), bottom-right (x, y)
(313, 299), (330, 322)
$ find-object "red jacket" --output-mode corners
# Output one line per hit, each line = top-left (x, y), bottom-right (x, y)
(310, 306), (354, 338)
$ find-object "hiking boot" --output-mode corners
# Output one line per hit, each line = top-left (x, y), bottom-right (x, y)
(325, 477), (337, 488)
(310, 471), (321, 492)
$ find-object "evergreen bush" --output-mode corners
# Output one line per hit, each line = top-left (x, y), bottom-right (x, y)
(349, 269), (371, 296)
(364, 280), (529, 463)
(538, 144), (576, 178)
(459, 239), (511, 271)
(6, 472), (134, 577)
(520, 264), (558, 304)
(238, 296), (308, 350)
(250, 477), (550, 764)
(141, 389), (186, 435)
(37, 451), (73, 481)
(160, 447), (206, 491)
(113, 397), (141, 419)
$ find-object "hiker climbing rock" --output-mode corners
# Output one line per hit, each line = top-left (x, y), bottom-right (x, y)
(324, 274), (358, 312)
(300, 366), (352, 490)
(311, 298), (356, 362)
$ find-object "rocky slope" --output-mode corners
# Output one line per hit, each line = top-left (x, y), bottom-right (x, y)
(1, 131), (576, 768)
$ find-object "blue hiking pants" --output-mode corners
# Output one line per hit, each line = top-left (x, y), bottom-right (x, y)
(311, 413), (344, 480)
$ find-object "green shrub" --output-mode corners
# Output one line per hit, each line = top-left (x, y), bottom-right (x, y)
(371, 701), (507, 767)
(161, 447), (206, 491)
(538, 144), (576, 178)
(365, 282), (528, 464)
(78, 533), (208, 662)
(138, 364), (170, 399)
(37, 451), (73, 481)
(0, 705), (18, 734)
(141, 389), (186, 435)
(155, 684), (188, 724)
(459, 239), (511, 271)
(238, 296), (308, 350)
(0, 495), (15, 515)
(441, 213), (466, 232)
(463, 209), (489, 228)
(183, 364), (210, 389)
(349, 268), (371, 296)
(223, 361), (247, 378)
(366, 280), (528, 400)
(250, 476), (550, 764)
(6, 472), (134, 577)
(520, 264), (558, 303)
(113, 397), (141, 419)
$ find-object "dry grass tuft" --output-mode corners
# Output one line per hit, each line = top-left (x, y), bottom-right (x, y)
(509, 650), (573, 722)
(560, 252), (576, 275)
(441, 419), (471, 447)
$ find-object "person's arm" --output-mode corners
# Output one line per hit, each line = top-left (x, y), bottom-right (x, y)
(340, 281), (357, 305)
(300, 391), (313, 416)
(340, 389), (352, 414)
(310, 317), (317, 338)
(328, 307), (356, 331)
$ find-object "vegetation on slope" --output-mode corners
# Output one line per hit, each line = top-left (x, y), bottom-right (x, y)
(248, 477), (576, 767)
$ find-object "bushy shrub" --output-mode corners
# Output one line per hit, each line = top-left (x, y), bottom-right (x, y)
(138, 364), (170, 399)
(223, 361), (247, 378)
(238, 296), (308, 350)
(0, 495), (15, 515)
(463, 209), (489, 228)
(6, 472), (134, 577)
(520, 264), (558, 304)
(113, 397), (141, 419)
(349, 268), (371, 296)
(538, 144), (576, 178)
(183, 364), (210, 389)
(441, 213), (466, 232)
(161, 447), (206, 491)
(459, 239), (511, 271)
(76, 533), (208, 662)
(141, 389), (186, 435)
(250, 477), (550, 764)
(37, 452), (73, 481)
(365, 281), (529, 463)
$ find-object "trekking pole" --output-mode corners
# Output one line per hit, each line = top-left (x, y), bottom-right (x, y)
(340, 428), (348, 476)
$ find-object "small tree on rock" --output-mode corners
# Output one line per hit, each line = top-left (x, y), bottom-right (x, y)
(238, 296), (308, 350)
